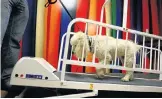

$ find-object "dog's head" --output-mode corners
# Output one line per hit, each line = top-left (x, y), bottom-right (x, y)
(70, 31), (90, 59)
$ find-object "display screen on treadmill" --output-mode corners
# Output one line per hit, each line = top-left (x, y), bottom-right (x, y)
(26, 74), (43, 79)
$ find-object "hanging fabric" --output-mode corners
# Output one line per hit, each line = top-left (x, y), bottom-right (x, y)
(35, 0), (46, 58)
(85, 0), (98, 73)
(111, 0), (116, 38)
(22, 0), (37, 57)
(105, 0), (111, 36)
(43, 0), (62, 68)
(150, 0), (160, 36)
(157, 0), (162, 36)
(150, 0), (160, 70)
(136, 0), (142, 69)
(111, 0), (118, 73)
(104, 0), (112, 74)
(85, 0), (106, 73)
(59, 0), (77, 72)
(142, 0), (150, 70)
(71, 0), (90, 73)
(122, 0), (131, 73)
(114, 0), (123, 73)
(97, 0), (106, 35)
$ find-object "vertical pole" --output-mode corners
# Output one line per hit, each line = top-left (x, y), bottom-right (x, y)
(124, 31), (128, 68)
(122, 0), (128, 28)
(157, 40), (160, 71)
(58, 34), (66, 71)
(81, 23), (88, 62)
(133, 34), (137, 68)
(159, 52), (162, 80)
(144, 49), (147, 69)
(122, 0), (128, 69)
(140, 49), (142, 68)
(150, 38), (153, 70)
(99, 0), (111, 35)
(154, 51), (157, 70)
(70, 46), (73, 60)
(92, 25), (99, 63)
(142, 36), (145, 69)
(114, 30), (119, 66)
(61, 22), (73, 81)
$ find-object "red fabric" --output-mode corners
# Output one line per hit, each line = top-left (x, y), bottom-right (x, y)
(96, 0), (106, 35)
(122, 0), (131, 74)
(159, 0), (162, 36)
(150, 0), (160, 35)
(46, 5), (52, 60)
(142, 0), (150, 71)
(142, 0), (149, 33)
(122, 0), (131, 40)
(18, 40), (23, 59)
(150, 0), (160, 72)
(74, 0), (90, 32)
(143, 57), (150, 70)
(71, 0), (90, 73)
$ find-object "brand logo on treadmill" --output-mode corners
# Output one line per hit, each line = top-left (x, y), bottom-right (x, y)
(26, 74), (43, 79)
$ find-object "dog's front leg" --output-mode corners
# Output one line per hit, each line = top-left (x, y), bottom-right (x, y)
(96, 60), (110, 79)
(121, 71), (134, 82)
(103, 61), (110, 75)
(96, 67), (105, 79)
(121, 56), (134, 82)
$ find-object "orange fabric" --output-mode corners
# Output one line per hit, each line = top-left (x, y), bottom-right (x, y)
(85, 0), (97, 73)
(87, 0), (97, 35)
(44, 1), (61, 68)
(86, 0), (106, 73)
(43, 0), (49, 59)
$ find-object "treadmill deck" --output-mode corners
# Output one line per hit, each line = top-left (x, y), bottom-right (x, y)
(54, 72), (162, 87)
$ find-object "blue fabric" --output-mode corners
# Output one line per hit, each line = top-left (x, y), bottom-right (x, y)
(59, 0), (77, 71)
(112, 0), (123, 73)
(116, 0), (123, 39)
(136, 0), (142, 65)
(130, 0), (141, 65)
(22, 0), (37, 57)
(59, 8), (71, 71)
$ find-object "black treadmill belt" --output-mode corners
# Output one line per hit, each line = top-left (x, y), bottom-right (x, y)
(54, 72), (162, 87)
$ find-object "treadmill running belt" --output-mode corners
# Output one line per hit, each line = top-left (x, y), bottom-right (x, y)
(54, 72), (162, 87)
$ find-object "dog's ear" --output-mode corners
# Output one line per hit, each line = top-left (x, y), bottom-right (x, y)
(77, 32), (86, 40)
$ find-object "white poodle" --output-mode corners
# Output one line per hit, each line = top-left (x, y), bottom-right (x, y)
(70, 31), (141, 81)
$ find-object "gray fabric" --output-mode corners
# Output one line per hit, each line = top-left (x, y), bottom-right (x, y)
(55, 72), (162, 87)
(1, 0), (29, 91)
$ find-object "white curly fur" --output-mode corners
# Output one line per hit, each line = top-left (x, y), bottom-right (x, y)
(70, 31), (141, 81)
